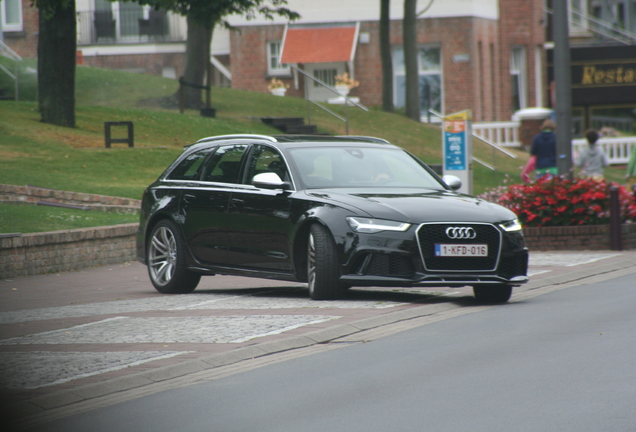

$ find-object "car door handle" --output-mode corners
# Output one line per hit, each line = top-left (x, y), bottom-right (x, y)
(183, 193), (196, 203)
(231, 198), (244, 208)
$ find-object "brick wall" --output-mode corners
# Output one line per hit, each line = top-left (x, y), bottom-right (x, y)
(523, 223), (636, 251)
(0, 184), (141, 212)
(498, 0), (546, 114)
(229, 10), (539, 122)
(0, 185), (142, 279)
(0, 224), (139, 279)
(230, 25), (292, 94)
(2, 0), (39, 58)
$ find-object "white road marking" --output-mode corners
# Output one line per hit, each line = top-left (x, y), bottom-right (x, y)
(0, 316), (341, 345)
(0, 351), (190, 389)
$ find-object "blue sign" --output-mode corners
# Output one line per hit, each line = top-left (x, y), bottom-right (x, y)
(443, 128), (466, 171)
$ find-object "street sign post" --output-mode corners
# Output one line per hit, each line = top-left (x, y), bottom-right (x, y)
(442, 110), (473, 194)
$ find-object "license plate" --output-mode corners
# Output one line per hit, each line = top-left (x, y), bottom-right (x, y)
(435, 244), (488, 257)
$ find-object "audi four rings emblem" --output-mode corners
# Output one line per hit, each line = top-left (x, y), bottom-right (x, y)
(445, 227), (477, 239)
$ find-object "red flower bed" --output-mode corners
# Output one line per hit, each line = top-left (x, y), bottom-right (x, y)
(481, 176), (636, 227)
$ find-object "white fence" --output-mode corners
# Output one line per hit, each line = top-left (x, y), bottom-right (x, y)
(473, 121), (636, 165)
(473, 121), (521, 148)
(573, 136), (636, 165)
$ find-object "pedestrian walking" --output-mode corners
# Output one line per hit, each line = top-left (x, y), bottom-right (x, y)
(575, 129), (608, 180)
(531, 119), (557, 178)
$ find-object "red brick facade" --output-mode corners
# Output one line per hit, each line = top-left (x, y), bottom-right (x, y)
(229, 0), (546, 122)
(3, 0), (39, 58)
(4, 0), (546, 122)
(498, 0), (547, 118)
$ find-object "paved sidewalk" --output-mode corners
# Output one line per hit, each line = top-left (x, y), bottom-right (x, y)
(1, 250), (635, 430)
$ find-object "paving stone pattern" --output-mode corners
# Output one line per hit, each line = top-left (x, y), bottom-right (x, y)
(0, 251), (627, 392)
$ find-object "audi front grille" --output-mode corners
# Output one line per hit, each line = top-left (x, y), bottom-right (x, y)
(416, 223), (502, 271)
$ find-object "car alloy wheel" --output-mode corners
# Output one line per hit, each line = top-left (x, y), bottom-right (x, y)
(147, 220), (200, 294)
(307, 224), (342, 300)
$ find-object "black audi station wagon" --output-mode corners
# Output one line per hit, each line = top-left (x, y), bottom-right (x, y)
(137, 134), (528, 303)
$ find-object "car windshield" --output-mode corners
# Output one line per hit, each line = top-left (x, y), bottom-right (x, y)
(288, 146), (444, 189)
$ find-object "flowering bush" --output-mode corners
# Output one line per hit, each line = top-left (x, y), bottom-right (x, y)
(335, 72), (360, 89)
(479, 176), (636, 227)
(267, 78), (289, 90)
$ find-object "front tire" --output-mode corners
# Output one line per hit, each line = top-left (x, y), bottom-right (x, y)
(308, 224), (342, 300)
(473, 284), (512, 304)
(147, 220), (200, 294)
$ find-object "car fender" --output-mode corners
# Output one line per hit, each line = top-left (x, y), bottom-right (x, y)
(289, 196), (368, 280)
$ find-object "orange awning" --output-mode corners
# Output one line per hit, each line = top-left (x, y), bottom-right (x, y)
(280, 26), (358, 64)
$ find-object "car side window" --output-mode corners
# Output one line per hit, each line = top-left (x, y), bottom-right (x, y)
(201, 144), (248, 184)
(244, 145), (290, 184)
(166, 149), (212, 181)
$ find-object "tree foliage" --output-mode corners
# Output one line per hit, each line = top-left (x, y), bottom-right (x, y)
(138, 0), (298, 28)
(137, 0), (299, 108)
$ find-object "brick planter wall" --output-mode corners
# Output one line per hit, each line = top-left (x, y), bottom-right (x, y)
(523, 223), (636, 251)
(0, 224), (139, 279)
(0, 184), (141, 212)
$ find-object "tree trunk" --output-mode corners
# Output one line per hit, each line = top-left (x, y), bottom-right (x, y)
(180, 12), (213, 109)
(38, 3), (76, 127)
(403, 0), (420, 122)
(380, 0), (394, 112)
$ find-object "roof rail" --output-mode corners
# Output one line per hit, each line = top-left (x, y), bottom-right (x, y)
(334, 135), (391, 144)
(195, 134), (278, 144)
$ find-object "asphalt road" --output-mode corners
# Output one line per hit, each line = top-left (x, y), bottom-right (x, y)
(26, 267), (636, 432)
(1, 251), (636, 430)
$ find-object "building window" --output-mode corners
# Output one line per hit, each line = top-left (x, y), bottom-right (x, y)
(393, 45), (442, 118)
(510, 46), (527, 113)
(268, 41), (290, 76)
(313, 69), (337, 87)
(569, 0), (589, 32)
(2, 0), (23, 32)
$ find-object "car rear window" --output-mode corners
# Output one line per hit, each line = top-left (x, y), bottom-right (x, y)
(166, 149), (212, 180)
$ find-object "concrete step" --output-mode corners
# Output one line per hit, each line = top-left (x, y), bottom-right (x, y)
(261, 117), (319, 135)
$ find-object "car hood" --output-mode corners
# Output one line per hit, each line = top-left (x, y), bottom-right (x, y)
(306, 188), (517, 223)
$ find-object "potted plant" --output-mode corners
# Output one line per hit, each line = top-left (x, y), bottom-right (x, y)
(268, 78), (289, 96)
(334, 73), (360, 96)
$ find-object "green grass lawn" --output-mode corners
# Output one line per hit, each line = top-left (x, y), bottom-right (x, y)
(0, 57), (629, 233)
(0, 203), (139, 234)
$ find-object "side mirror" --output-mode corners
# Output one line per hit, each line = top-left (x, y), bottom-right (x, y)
(252, 172), (292, 190)
(442, 175), (462, 191)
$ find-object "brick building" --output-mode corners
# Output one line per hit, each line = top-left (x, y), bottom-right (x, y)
(3, 0), (634, 128)
(226, 0), (547, 122)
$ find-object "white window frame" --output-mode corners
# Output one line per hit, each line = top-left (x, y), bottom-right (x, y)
(510, 46), (527, 112)
(535, 45), (544, 108)
(2, 0), (24, 32)
(393, 44), (443, 119)
(569, 0), (589, 33)
(267, 41), (290, 76)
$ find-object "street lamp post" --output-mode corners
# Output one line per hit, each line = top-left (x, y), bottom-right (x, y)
(553, 0), (574, 178)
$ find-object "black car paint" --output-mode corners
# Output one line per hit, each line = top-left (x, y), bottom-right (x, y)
(137, 136), (528, 292)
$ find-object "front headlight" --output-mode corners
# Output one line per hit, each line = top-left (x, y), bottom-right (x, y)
(346, 217), (411, 234)
(499, 218), (522, 232)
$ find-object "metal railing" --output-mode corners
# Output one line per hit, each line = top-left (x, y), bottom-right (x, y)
(289, 65), (367, 135)
(76, 10), (185, 46)
(0, 40), (22, 101)
(429, 110), (518, 183)
(546, 7), (636, 45)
